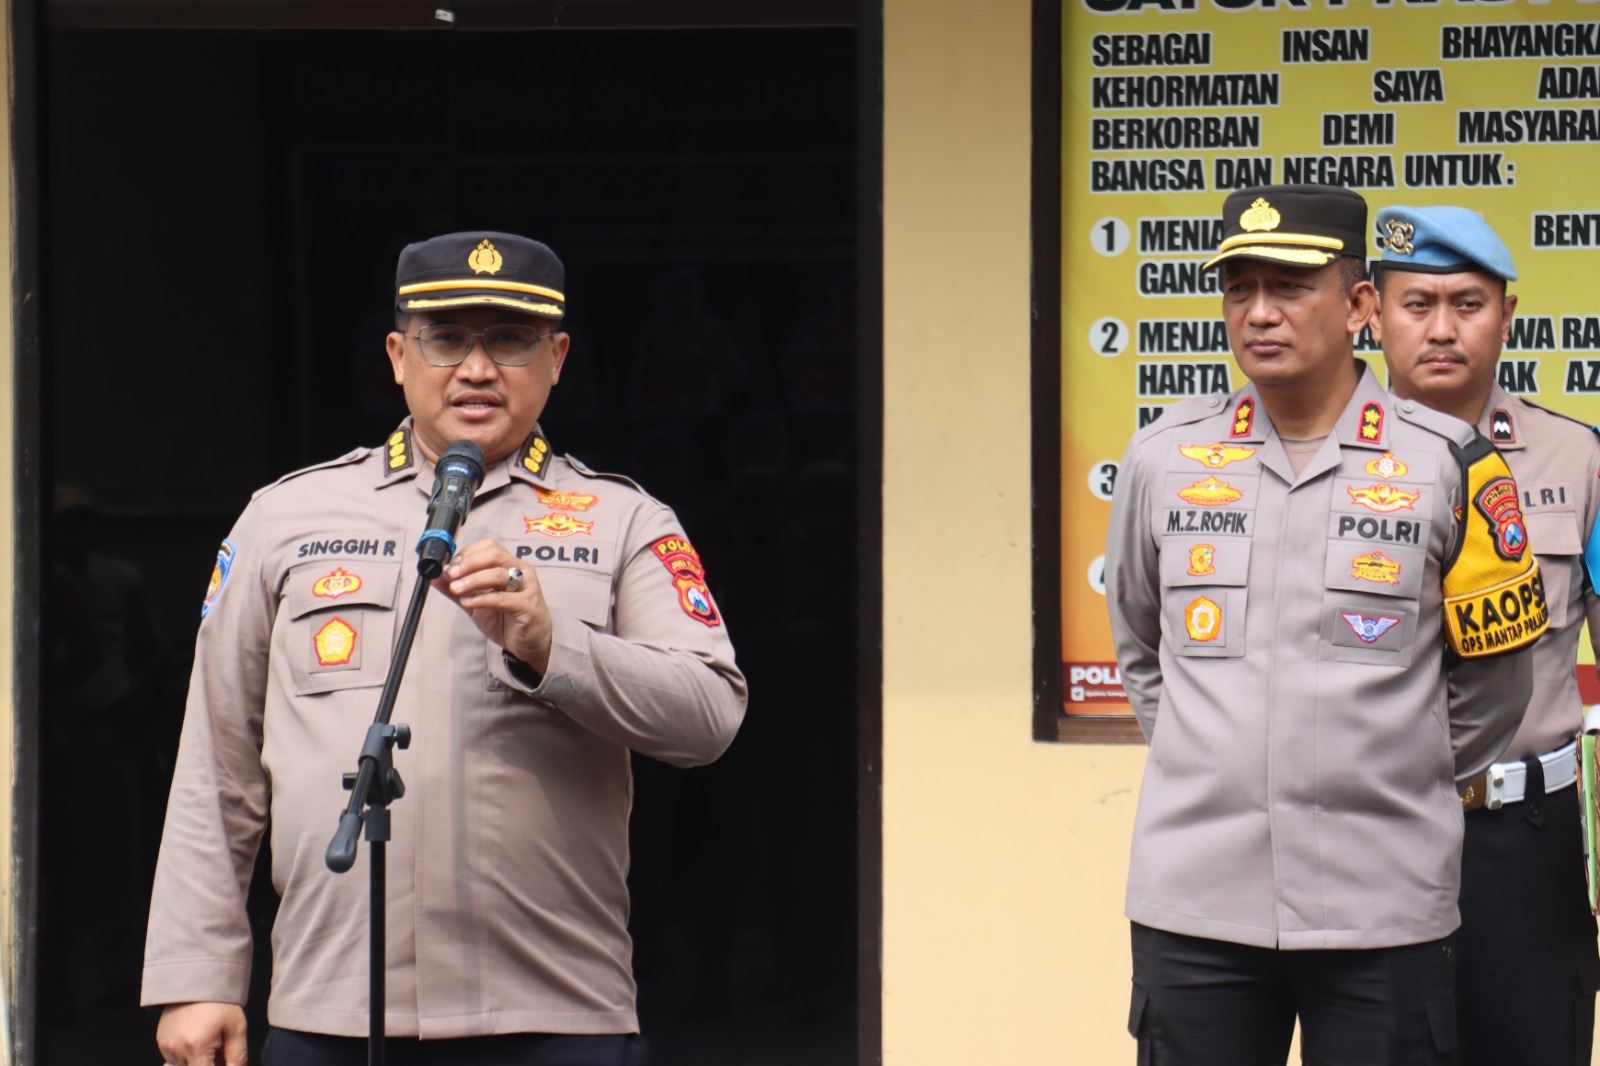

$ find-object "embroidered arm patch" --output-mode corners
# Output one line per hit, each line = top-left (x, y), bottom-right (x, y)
(650, 535), (722, 627)
(1443, 444), (1549, 658)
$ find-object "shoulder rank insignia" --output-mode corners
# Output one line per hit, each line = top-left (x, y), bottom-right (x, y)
(1359, 402), (1384, 443)
(1490, 408), (1514, 443)
(1444, 442), (1549, 658)
(1178, 443), (1256, 470)
(518, 431), (552, 478)
(385, 428), (414, 476)
(1229, 397), (1254, 438)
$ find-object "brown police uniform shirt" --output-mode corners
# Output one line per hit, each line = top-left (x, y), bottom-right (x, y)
(1106, 364), (1537, 950)
(1476, 384), (1600, 761)
(141, 420), (747, 1038)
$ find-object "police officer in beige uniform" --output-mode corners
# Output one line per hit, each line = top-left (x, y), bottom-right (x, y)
(143, 232), (746, 1066)
(1371, 205), (1600, 1066)
(1107, 185), (1544, 1065)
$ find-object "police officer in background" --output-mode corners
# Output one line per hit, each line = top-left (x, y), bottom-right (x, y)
(1372, 205), (1600, 1066)
(1107, 184), (1544, 1065)
(143, 232), (747, 1066)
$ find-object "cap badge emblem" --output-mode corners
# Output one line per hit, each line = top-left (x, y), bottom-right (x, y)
(1382, 219), (1415, 256)
(1240, 197), (1281, 233)
(468, 239), (504, 275)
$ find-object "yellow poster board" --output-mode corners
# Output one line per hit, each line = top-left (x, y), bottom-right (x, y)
(1059, 0), (1600, 717)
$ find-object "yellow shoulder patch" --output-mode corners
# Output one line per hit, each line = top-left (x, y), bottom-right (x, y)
(1444, 444), (1549, 658)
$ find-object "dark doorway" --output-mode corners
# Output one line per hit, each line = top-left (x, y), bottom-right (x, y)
(36, 19), (859, 1066)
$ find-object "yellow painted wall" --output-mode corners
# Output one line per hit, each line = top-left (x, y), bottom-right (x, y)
(881, 0), (1144, 1061)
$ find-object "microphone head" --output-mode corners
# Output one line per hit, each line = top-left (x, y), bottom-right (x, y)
(436, 439), (486, 486)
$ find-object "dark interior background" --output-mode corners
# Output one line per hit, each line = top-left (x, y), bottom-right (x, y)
(37, 21), (859, 1065)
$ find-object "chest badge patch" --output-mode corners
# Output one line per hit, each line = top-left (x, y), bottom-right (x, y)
(525, 513), (594, 538)
(1178, 443), (1256, 470)
(1184, 596), (1222, 642)
(535, 488), (599, 512)
(1348, 483), (1421, 513)
(1342, 612), (1401, 644)
(1365, 452), (1408, 479)
(312, 567), (363, 599)
(1187, 544), (1216, 577)
(314, 617), (357, 667)
(650, 535), (722, 627)
(1351, 550), (1402, 585)
(1475, 476), (1529, 560)
(1177, 477), (1244, 507)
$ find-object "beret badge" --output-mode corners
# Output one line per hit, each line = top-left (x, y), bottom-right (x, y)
(1382, 220), (1416, 256)
(468, 239), (504, 275)
(1240, 197), (1281, 233)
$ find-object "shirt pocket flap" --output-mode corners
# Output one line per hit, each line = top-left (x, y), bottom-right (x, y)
(1160, 537), (1250, 587)
(536, 565), (612, 627)
(1525, 509), (1582, 557)
(284, 561), (402, 621)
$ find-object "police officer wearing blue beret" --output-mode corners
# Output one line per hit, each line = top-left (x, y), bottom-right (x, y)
(1374, 205), (1600, 1066)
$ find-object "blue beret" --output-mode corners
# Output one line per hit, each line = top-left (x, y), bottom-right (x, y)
(1373, 205), (1517, 282)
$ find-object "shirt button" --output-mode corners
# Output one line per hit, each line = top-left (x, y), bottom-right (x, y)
(1400, 401), (1415, 413)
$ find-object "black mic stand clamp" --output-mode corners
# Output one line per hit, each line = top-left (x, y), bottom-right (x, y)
(327, 720), (411, 1066)
(336, 722), (411, 855)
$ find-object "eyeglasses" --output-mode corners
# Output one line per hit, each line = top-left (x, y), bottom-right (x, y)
(409, 323), (557, 367)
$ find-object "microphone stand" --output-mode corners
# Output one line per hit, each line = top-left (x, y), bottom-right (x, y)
(325, 570), (434, 1066)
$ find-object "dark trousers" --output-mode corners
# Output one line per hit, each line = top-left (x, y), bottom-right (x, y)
(263, 1028), (649, 1066)
(1457, 777), (1599, 1066)
(1129, 923), (1457, 1066)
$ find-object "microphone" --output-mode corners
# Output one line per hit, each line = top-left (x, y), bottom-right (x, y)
(416, 439), (486, 578)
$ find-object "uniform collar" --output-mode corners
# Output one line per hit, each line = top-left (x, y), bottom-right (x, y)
(375, 419), (556, 494)
(1221, 361), (1392, 450)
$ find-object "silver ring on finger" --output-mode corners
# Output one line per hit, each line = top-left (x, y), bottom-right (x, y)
(505, 565), (525, 593)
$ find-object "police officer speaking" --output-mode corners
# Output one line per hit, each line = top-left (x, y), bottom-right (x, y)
(143, 232), (746, 1066)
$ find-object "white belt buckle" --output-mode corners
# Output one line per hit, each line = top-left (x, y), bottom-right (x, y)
(1485, 765), (1511, 811)
(1484, 739), (1579, 811)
